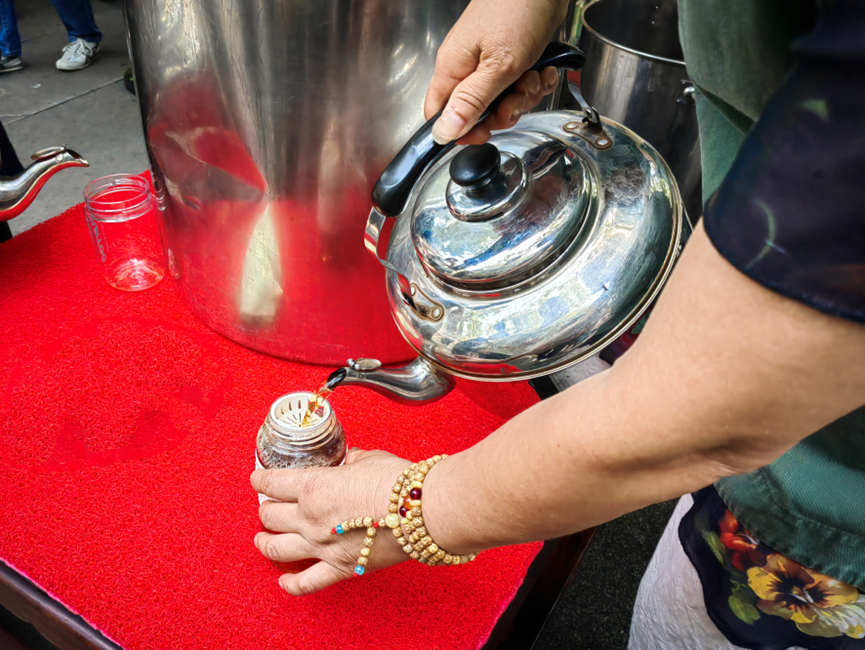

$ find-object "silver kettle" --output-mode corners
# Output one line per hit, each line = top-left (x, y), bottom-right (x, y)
(0, 145), (89, 222)
(330, 43), (684, 405)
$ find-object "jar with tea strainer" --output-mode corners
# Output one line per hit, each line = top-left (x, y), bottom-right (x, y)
(255, 392), (346, 504)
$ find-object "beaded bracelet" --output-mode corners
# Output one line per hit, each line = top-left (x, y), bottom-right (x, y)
(330, 516), (382, 576)
(330, 454), (477, 576)
(388, 455), (478, 567)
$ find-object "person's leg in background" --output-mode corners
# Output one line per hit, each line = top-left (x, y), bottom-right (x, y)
(628, 496), (744, 650)
(0, 0), (23, 73)
(629, 488), (864, 650)
(0, 120), (24, 242)
(49, 0), (102, 71)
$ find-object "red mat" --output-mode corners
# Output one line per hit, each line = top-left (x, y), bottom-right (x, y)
(0, 205), (541, 649)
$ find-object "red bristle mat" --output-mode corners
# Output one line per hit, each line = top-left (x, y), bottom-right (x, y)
(0, 204), (542, 650)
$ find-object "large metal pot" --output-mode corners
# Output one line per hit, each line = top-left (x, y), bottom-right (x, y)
(123, 0), (472, 364)
(576, 0), (702, 220)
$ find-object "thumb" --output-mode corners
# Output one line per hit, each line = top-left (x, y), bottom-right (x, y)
(431, 63), (519, 145)
(279, 560), (349, 596)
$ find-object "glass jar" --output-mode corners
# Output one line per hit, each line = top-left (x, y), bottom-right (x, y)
(83, 174), (166, 291)
(255, 391), (346, 478)
(255, 391), (345, 572)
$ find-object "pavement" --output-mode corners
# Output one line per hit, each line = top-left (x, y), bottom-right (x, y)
(0, 2), (675, 647)
(1, 0), (148, 237)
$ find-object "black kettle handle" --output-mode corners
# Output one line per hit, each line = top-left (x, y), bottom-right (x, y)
(371, 42), (586, 218)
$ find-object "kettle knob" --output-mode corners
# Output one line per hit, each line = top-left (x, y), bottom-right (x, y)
(449, 144), (501, 189)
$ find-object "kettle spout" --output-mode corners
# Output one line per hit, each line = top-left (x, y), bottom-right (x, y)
(329, 357), (455, 406)
(0, 145), (90, 222)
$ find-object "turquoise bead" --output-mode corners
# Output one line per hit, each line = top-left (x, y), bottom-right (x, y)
(354, 565), (365, 576)
(336, 525), (344, 534)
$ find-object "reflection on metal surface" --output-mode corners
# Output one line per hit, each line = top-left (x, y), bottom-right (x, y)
(124, 0), (471, 364)
(549, 353), (611, 392)
(239, 205), (283, 326)
(338, 357), (456, 405)
(575, 0), (703, 220)
(382, 111), (682, 382)
(0, 146), (89, 222)
(412, 131), (591, 293)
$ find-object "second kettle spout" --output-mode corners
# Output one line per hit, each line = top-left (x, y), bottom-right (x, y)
(0, 145), (90, 222)
(330, 357), (455, 406)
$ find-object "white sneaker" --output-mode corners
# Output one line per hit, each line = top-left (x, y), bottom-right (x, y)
(56, 38), (101, 71)
(0, 55), (23, 73)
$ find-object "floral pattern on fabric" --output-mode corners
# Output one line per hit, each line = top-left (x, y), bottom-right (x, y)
(680, 486), (865, 650)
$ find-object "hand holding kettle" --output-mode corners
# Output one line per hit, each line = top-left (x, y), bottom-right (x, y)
(425, 0), (572, 145)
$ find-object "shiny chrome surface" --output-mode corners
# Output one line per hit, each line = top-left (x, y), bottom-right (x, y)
(384, 110), (682, 381)
(445, 152), (527, 223)
(412, 131), (591, 292)
(337, 357), (456, 405)
(549, 353), (610, 392)
(0, 146), (89, 222)
(575, 0), (702, 220)
(123, 0), (471, 364)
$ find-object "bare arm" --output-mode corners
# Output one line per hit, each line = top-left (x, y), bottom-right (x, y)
(252, 223), (865, 594)
(422, 223), (865, 552)
(251, 0), (865, 594)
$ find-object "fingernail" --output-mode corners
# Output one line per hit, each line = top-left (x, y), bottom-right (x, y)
(528, 76), (541, 95)
(278, 576), (295, 595)
(510, 107), (522, 122)
(432, 108), (465, 145)
(254, 532), (262, 547)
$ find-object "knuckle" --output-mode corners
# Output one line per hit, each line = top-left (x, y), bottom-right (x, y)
(293, 572), (320, 596)
(259, 471), (278, 497)
(258, 502), (277, 530)
(483, 48), (519, 76)
(262, 538), (281, 561)
(305, 512), (328, 533)
(304, 505), (329, 532)
(298, 470), (321, 501)
(297, 473), (329, 529)
(450, 88), (487, 117)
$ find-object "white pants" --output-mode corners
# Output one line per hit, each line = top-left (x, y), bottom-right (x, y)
(628, 495), (807, 650)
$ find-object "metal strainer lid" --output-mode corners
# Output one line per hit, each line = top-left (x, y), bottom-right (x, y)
(269, 392), (332, 438)
(410, 131), (590, 292)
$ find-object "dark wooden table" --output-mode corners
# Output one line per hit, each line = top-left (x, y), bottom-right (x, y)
(0, 377), (593, 650)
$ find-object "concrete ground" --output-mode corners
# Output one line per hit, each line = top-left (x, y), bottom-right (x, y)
(1, 0), (148, 237)
(0, 2), (675, 648)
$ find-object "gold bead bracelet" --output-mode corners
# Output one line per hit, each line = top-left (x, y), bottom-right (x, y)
(386, 455), (478, 567)
(330, 454), (477, 576)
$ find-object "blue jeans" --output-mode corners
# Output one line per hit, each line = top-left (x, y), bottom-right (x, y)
(0, 0), (21, 57)
(0, 0), (101, 57)
(50, 0), (102, 44)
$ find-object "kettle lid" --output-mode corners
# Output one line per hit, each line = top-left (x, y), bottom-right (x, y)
(411, 132), (591, 292)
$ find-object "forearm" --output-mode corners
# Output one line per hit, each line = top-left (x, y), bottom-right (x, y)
(422, 225), (865, 552)
(422, 369), (732, 551)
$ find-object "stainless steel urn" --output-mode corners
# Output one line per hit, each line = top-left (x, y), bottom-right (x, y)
(123, 0), (470, 364)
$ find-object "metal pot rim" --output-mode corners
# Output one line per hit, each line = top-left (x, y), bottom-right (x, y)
(580, 0), (687, 68)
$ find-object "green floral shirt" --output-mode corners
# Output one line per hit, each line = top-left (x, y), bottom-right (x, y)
(679, 0), (865, 589)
